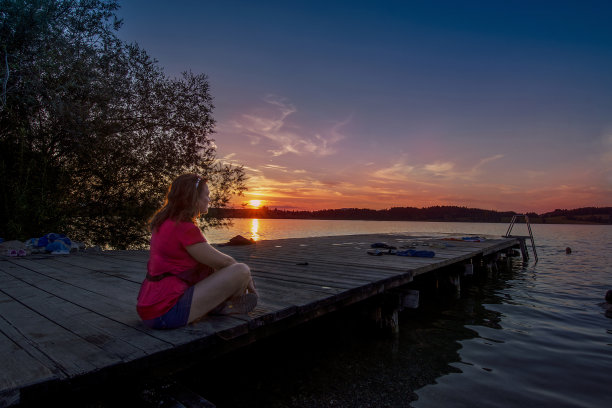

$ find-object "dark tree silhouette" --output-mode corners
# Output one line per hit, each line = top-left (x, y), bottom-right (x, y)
(0, 0), (245, 248)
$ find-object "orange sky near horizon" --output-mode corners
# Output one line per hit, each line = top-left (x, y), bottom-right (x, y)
(228, 164), (611, 214)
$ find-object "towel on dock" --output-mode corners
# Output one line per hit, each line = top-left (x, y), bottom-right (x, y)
(461, 236), (486, 242)
(443, 236), (486, 242)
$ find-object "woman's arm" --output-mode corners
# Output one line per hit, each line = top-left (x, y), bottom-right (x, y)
(186, 242), (237, 271)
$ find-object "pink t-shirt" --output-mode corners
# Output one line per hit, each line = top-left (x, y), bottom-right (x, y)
(136, 219), (213, 320)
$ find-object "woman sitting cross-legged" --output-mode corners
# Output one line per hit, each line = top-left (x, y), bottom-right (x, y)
(137, 174), (257, 329)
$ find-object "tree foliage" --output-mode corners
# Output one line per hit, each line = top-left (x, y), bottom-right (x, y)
(0, 0), (246, 248)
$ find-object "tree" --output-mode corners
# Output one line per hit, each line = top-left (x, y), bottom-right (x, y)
(0, 0), (245, 248)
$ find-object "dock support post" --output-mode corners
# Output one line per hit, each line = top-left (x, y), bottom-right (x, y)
(364, 289), (419, 334)
(464, 262), (474, 276)
(400, 289), (420, 309)
(363, 303), (399, 334)
(484, 255), (498, 277)
(498, 251), (512, 270)
(518, 238), (529, 261)
(449, 273), (461, 297)
(381, 292), (401, 334)
(381, 307), (399, 335)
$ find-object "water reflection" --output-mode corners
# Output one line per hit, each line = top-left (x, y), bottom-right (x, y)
(250, 218), (260, 241)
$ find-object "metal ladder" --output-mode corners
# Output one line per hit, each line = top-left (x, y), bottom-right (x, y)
(505, 214), (538, 263)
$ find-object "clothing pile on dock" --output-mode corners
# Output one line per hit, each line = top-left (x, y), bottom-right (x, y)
(0, 233), (88, 257)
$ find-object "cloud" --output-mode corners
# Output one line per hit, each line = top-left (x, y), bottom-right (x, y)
(474, 154), (504, 170)
(369, 153), (508, 195)
(228, 95), (346, 157)
(261, 164), (289, 171)
(421, 154), (505, 180)
(424, 161), (454, 175)
(372, 160), (415, 181)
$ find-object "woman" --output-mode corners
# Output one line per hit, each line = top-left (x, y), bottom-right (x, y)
(137, 174), (257, 329)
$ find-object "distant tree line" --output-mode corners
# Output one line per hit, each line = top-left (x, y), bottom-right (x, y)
(536, 207), (612, 224)
(0, 0), (245, 248)
(212, 206), (612, 224)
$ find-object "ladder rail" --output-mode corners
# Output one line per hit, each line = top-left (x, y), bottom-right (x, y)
(525, 215), (538, 263)
(505, 214), (538, 263)
(505, 215), (517, 237)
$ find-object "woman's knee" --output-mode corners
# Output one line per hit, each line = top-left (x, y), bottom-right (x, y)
(226, 262), (250, 281)
(235, 262), (251, 280)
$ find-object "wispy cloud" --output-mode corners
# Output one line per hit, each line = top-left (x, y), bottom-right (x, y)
(424, 161), (454, 176)
(474, 154), (504, 170)
(372, 160), (415, 181)
(219, 153), (261, 173)
(261, 164), (289, 172)
(373, 154), (505, 183)
(228, 95), (347, 157)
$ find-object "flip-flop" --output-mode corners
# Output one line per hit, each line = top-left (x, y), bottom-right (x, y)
(371, 243), (397, 249)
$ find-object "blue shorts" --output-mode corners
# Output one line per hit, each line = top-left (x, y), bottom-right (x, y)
(143, 286), (194, 329)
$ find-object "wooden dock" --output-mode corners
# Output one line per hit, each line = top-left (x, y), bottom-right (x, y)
(0, 233), (519, 406)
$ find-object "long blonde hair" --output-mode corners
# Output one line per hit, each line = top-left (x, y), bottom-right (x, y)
(149, 174), (206, 232)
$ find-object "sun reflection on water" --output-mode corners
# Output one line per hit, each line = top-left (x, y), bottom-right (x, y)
(250, 218), (260, 241)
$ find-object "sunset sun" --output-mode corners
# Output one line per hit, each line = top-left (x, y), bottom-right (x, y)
(248, 200), (262, 208)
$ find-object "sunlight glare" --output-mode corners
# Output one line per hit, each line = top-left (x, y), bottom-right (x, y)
(249, 200), (262, 208)
(250, 218), (260, 241)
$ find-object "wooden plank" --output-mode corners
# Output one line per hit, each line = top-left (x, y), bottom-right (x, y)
(245, 257), (414, 280)
(0, 261), (246, 348)
(252, 275), (343, 304)
(0, 317), (58, 406)
(251, 266), (375, 289)
(0, 288), (120, 376)
(4, 258), (139, 305)
(0, 270), (152, 361)
(219, 236), (488, 273)
(51, 254), (147, 275)
(248, 263), (412, 299)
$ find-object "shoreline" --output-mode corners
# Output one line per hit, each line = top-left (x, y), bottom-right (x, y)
(214, 216), (611, 225)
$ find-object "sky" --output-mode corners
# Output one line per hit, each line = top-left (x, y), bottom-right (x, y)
(117, 0), (612, 213)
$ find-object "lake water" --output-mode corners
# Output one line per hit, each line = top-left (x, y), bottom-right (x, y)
(184, 219), (612, 407)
